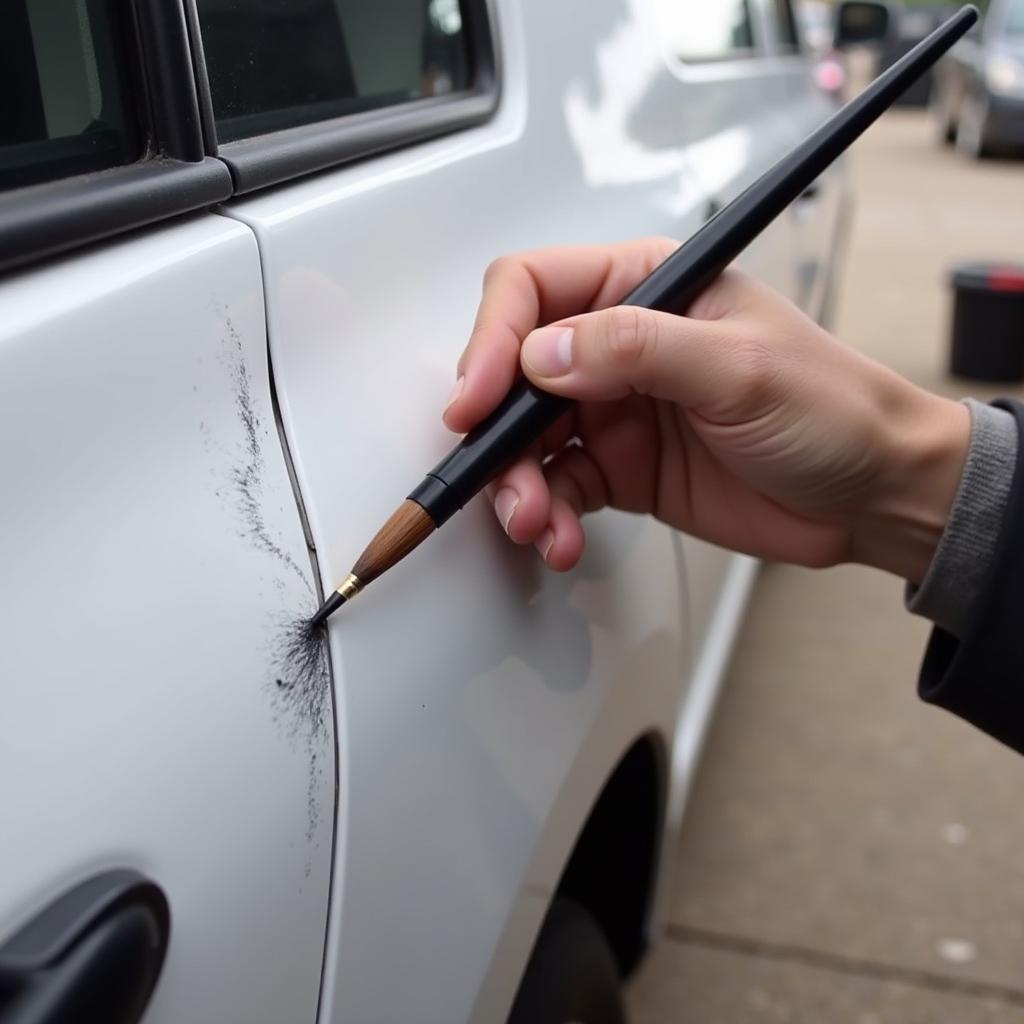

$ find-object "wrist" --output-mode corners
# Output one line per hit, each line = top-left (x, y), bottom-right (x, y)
(851, 387), (970, 585)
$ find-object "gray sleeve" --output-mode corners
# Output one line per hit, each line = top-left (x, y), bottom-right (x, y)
(905, 398), (1018, 637)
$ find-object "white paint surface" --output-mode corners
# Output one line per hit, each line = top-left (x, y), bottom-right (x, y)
(0, 0), (846, 1019)
(220, 0), (842, 1020)
(0, 218), (332, 1023)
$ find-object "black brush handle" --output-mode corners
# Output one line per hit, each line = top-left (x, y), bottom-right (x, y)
(410, 6), (978, 526)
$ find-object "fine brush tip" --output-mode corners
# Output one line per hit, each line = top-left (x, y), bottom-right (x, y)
(309, 573), (364, 628)
(309, 590), (346, 629)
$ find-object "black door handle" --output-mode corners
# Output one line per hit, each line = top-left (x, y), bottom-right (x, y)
(0, 870), (170, 1024)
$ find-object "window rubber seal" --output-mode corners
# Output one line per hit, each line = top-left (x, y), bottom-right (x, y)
(206, 0), (501, 194)
(0, 0), (501, 275)
(0, 0), (227, 275)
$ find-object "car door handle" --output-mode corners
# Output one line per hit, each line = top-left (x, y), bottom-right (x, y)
(0, 870), (170, 1024)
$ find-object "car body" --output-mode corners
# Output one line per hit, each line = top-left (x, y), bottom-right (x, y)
(0, 1), (848, 1021)
(874, 3), (953, 107)
(795, 1), (848, 99)
(932, 0), (1024, 156)
(797, 0), (835, 53)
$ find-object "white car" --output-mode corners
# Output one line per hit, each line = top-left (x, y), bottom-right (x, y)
(0, 0), (846, 1021)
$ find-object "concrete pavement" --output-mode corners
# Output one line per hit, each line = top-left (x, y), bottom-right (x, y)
(628, 111), (1024, 1021)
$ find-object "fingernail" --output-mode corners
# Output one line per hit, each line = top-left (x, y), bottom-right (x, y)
(444, 376), (464, 414)
(493, 487), (519, 534)
(535, 529), (555, 562)
(523, 326), (573, 378)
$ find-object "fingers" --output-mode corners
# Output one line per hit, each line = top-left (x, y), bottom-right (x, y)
(538, 497), (584, 572)
(518, 295), (785, 420)
(488, 443), (611, 572)
(539, 445), (611, 570)
(444, 238), (679, 434)
(485, 454), (550, 544)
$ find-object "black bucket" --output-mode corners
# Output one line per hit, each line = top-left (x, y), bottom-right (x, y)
(949, 263), (1024, 382)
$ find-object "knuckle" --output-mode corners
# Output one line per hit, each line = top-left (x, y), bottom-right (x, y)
(482, 254), (515, 287)
(604, 306), (657, 368)
(732, 336), (782, 401)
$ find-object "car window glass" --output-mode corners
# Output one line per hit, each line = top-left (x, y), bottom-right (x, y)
(652, 0), (756, 62)
(1007, 0), (1024, 35)
(771, 0), (800, 50)
(196, 0), (473, 143)
(0, 0), (138, 191)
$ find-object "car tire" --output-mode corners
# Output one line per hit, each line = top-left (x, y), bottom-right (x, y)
(955, 93), (991, 158)
(507, 900), (626, 1024)
(930, 85), (956, 144)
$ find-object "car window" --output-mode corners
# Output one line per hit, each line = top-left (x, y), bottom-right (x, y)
(0, 0), (139, 191)
(196, 0), (474, 143)
(653, 0), (756, 62)
(1007, 0), (1024, 35)
(770, 0), (800, 51)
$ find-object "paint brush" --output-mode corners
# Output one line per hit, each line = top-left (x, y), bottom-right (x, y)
(310, 5), (978, 628)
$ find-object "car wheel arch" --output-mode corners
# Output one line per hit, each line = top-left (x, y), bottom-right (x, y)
(550, 732), (668, 978)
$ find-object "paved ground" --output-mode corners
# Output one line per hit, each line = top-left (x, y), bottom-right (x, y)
(628, 110), (1024, 1022)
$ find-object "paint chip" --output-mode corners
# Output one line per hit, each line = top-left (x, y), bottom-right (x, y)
(936, 937), (976, 964)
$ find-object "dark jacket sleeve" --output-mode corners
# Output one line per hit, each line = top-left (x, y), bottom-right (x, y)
(919, 398), (1024, 753)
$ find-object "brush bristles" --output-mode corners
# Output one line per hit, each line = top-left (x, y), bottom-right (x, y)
(310, 590), (345, 628)
(310, 500), (435, 628)
(351, 499), (435, 585)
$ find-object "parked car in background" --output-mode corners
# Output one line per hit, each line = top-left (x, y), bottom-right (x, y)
(797, 0), (837, 51)
(877, 3), (957, 106)
(0, 1), (850, 1021)
(932, 0), (1024, 156)
(796, 0), (850, 99)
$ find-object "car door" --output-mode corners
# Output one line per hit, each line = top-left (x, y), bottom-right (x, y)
(642, 0), (849, 642)
(758, 0), (849, 323)
(0, 4), (332, 1022)
(191, 0), (711, 1020)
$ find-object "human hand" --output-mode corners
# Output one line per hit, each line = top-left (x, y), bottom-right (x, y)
(443, 238), (969, 585)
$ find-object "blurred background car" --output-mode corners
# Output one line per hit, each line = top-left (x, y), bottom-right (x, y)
(877, 3), (958, 105)
(932, 0), (1024, 155)
(797, 0), (839, 50)
(797, 0), (850, 99)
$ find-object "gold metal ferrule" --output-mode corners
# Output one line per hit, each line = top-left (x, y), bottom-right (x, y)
(337, 573), (363, 601)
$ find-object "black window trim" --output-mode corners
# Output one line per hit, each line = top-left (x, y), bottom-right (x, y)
(0, 0), (232, 275)
(769, 0), (802, 54)
(201, 0), (501, 195)
(0, 0), (500, 275)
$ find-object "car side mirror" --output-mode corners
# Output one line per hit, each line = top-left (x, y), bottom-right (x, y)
(834, 1), (890, 48)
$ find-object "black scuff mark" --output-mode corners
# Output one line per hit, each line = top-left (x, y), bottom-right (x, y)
(271, 612), (331, 852)
(226, 313), (312, 593)
(213, 308), (332, 861)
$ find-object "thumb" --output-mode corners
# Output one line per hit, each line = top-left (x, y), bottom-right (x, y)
(520, 304), (764, 409)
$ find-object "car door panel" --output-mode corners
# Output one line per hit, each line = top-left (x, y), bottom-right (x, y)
(0, 216), (332, 1024)
(762, 66), (848, 322)
(0, 0), (856, 1019)
(219, 2), (707, 1019)
(220, 2), (846, 1016)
